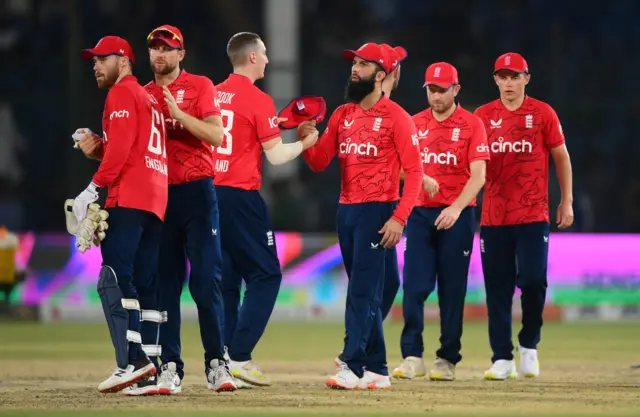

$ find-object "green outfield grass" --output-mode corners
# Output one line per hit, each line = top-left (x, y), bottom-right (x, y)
(0, 320), (639, 417)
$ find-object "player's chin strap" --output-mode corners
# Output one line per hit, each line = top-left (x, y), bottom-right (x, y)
(140, 309), (167, 357)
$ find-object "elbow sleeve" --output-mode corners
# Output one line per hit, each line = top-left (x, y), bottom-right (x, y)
(264, 140), (303, 165)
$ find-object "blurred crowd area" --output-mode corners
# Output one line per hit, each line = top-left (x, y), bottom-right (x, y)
(1, 0), (638, 233)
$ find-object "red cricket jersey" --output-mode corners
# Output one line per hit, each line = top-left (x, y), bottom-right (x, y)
(213, 74), (280, 190)
(93, 75), (168, 221)
(303, 96), (423, 225)
(144, 70), (221, 185)
(412, 105), (489, 208)
(474, 96), (565, 226)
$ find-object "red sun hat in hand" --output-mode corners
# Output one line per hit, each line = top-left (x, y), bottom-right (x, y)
(277, 96), (327, 129)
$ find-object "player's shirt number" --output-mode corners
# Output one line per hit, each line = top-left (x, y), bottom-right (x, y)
(147, 108), (167, 157)
(216, 109), (233, 155)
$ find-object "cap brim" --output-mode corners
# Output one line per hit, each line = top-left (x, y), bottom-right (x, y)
(81, 49), (124, 61)
(148, 37), (182, 49)
(493, 67), (527, 75)
(423, 81), (456, 89)
(343, 50), (357, 61)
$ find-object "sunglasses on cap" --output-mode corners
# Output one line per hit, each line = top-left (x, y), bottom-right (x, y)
(147, 28), (183, 48)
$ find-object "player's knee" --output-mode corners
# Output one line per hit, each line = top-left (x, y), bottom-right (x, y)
(518, 272), (547, 289)
(97, 265), (118, 291)
(97, 265), (141, 323)
(98, 265), (137, 299)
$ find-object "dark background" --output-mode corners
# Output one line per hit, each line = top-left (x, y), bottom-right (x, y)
(1, 0), (637, 233)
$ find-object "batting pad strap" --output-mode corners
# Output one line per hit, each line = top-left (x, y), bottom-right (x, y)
(121, 298), (140, 311)
(142, 344), (162, 357)
(141, 309), (164, 323)
(126, 330), (142, 344)
(162, 311), (168, 323)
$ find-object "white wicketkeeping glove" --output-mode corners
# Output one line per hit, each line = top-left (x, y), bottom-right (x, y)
(72, 128), (101, 149)
(73, 182), (100, 223)
(64, 200), (109, 253)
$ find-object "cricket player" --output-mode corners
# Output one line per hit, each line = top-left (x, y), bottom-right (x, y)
(474, 52), (574, 380)
(141, 25), (234, 394)
(333, 43), (407, 369)
(297, 42), (423, 390)
(71, 35), (168, 393)
(213, 32), (320, 387)
(392, 62), (489, 381)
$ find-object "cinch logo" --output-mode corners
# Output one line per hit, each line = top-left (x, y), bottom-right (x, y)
(110, 110), (129, 120)
(339, 137), (378, 157)
(491, 136), (532, 153)
(476, 144), (490, 153)
(268, 116), (279, 129)
(421, 147), (457, 165)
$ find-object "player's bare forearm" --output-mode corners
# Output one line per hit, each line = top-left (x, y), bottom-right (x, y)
(451, 160), (486, 210)
(551, 144), (573, 204)
(177, 113), (223, 147)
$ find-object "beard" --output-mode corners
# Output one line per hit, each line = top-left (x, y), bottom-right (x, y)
(95, 66), (120, 89)
(344, 73), (376, 103)
(151, 60), (178, 76)
(429, 98), (455, 115)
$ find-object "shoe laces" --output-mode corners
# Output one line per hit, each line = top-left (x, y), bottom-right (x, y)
(159, 364), (178, 384)
(209, 360), (232, 382)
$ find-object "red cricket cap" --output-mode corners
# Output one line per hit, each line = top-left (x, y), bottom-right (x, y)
(381, 43), (407, 72)
(494, 52), (528, 74)
(81, 36), (135, 63)
(343, 42), (395, 73)
(147, 25), (184, 49)
(277, 96), (327, 129)
(423, 62), (459, 88)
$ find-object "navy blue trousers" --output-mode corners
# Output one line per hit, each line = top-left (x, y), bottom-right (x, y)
(158, 178), (225, 377)
(400, 206), (475, 364)
(216, 186), (282, 362)
(480, 221), (549, 362)
(100, 207), (162, 363)
(338, 202), (398, 378)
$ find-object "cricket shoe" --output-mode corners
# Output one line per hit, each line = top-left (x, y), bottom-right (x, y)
(123, 375), (160, 396)
(223, 347), (255, 389)
(334, 353), (346, 368)
(359, 370), (391, 390)
(98, 356), (156, 393)
(518, 345), (540, 378)
(229, 359), (272, 387)
(391, 356), (427, 379)
(484, 359), (517, 380)
(428, 358), (456, 381)
(326, 364), (360, 390)
(206, 359), (237, 392)
(157, 362), (182, 395)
